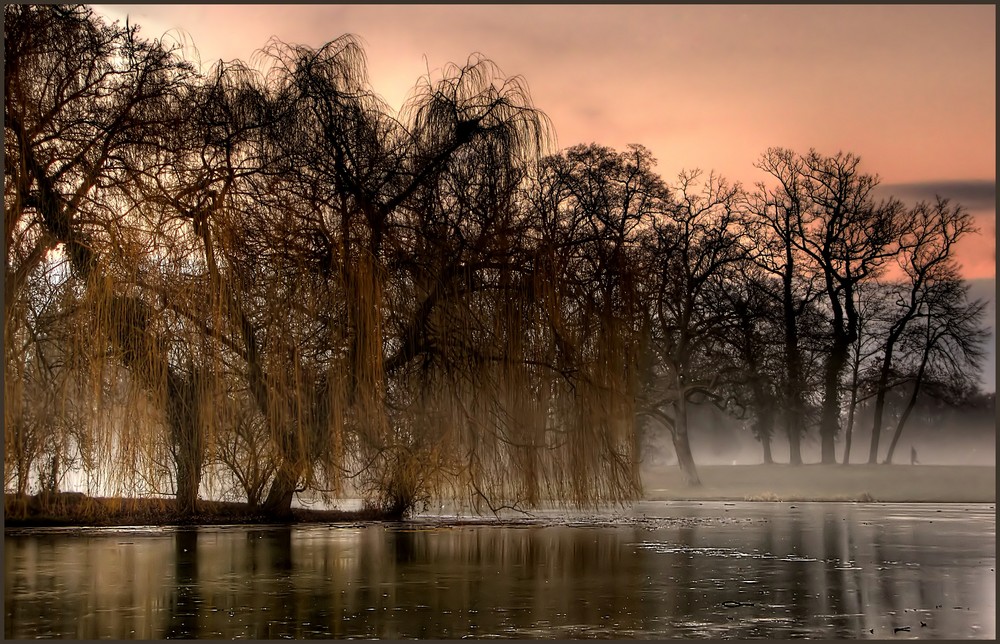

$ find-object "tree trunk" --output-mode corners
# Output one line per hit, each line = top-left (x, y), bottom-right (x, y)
(884, 376), (924, 465)
(261, 461), (300, 519)
(867, 345), (897, 464)
(819, 341), (848, 464)
(785, 413), (803, 465)
(167, 372), (202, 516)
(671, 396), (701, 486)
(842, 384), (860, 465)
(173, 445), (201, 516)
(747, 365), (776, 465)
(754, 411), (775, 465)
(782, 229), (803, 467)
(166, 530), (201, 639)
(761, 433), (774, 465)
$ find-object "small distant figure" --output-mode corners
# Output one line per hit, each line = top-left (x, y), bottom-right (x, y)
(910, 447), (919, 465)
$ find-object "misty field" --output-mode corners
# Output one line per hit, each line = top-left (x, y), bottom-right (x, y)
(641, 464), (996, 503)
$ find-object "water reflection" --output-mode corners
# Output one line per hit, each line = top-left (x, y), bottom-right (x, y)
(165, 529), (200, 638)
(4, 503), (995, 639)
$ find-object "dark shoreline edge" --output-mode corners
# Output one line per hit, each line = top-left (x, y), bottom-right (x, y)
(3, 496), (393, 528)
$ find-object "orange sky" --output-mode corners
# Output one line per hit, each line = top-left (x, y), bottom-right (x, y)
(93, 4), (995, 282)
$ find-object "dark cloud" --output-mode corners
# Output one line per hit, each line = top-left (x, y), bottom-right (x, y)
(879, 180), (996, 211)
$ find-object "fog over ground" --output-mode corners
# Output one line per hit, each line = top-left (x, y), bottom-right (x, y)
(639, 403), (996, 470)
(966, 277), (996, 392)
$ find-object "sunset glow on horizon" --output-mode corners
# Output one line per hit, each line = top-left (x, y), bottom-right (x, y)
(93, 3), (995, 282)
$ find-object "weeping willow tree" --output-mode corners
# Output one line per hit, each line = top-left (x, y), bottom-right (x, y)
(4, 4), (210, 513)
(517, 144), (671, 503)
(236, 43), (646, 515)
(376, 74), (647, 512)
(6, 5), (656, 519)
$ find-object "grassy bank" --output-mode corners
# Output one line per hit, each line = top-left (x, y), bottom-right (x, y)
(3, 494), (388, 528)
(641, 463), (996, 503)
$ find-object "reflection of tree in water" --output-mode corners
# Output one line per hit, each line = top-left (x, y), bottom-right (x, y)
(833, 509), (867, 629)
(2, 539), (76, 636)
(871, 527), (899, 623)
(175, 518), (979, 638)
(265, 528), (294, 573)
(316, 525), (648, 637)
(670, 525), (698, 619)
(4, 511), (996, 639)
(745, 510), (809, 634)
(165, 530), (201, 639)
(260, 529), (304, 638)
(819, 511), (856, 635)
(786, 511), (813, 633)
(391, 528), (419, 564)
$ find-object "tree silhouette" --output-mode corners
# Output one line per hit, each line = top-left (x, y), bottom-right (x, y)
(752, 149), (908, 464)
(881, 276), (988, 463)
(747, 148), (827, 465)
(866, 198), (978, 463)
(641, 169), (746, 485)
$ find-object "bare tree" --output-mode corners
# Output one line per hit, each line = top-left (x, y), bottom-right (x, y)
(840, 280), (887, 464)
(642, 170), (746, 485)
(881, 275), (988, 463)
(747, 149), (826, 464)
(242, 47), (558, 517)
(719, 268), (785, 464)
(753, 149), (907, 464)
(866, 198), (977, 463)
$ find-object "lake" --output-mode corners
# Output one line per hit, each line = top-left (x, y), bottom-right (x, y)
(4, 502), (994, 639)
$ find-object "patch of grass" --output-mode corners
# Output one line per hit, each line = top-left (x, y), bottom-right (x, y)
(3, 493), (391, 527)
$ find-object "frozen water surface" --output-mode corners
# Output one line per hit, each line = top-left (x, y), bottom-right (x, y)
(4, 502), (994, 639)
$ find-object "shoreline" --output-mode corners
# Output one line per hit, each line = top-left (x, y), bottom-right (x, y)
(3, 496), (393, 529)
(5, 464), (994, 528)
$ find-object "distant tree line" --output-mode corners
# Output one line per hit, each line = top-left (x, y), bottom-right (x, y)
(4, 5), (989, 517)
